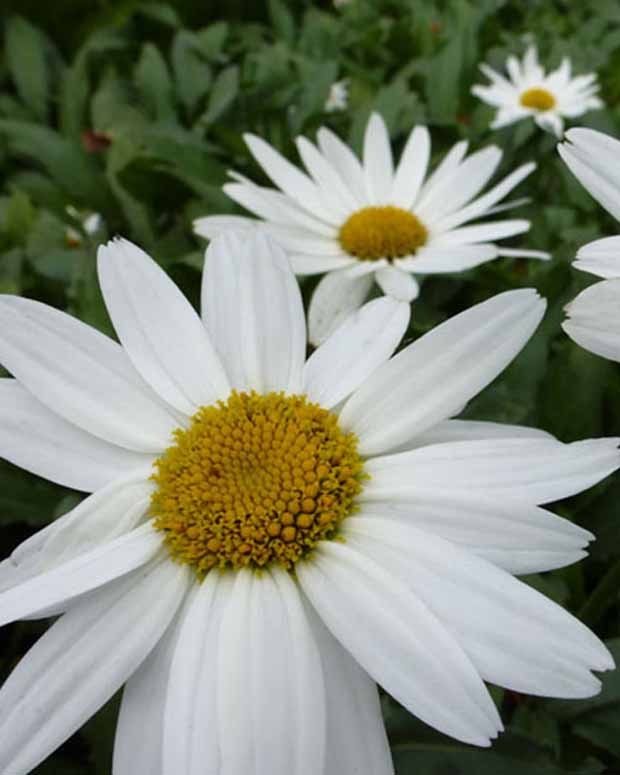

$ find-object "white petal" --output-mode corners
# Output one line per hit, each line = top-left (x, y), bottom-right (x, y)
(0, 522), (163, 626)
(114, 605), (185, 775)
(201, 232), (306, 393)
(288, 253), (357, 276)
(340, 289), (545, 455)
(418, 140), (469, 202)
(0, 379), (153, 492)
(244, 133), (337, 223)
(193, 215), (258, 240)
(316, 127), (366, 204)
(306, 606), (394, 775)
(356, 493), (593, 575)
(303, 297), (409, 409)
(563, 279), (620, 362)
(0, 296), (178, 452)
(496, 247), (550, 260)
(98, 239), (229, 415)
(390, 125), (430, 209)
(0, 558), (189, 775)
(375, 265), (419, 301)
(363, 113), (394, 203)
(363, 437), (620, 505)
(431, 219), (530, 245)
(308, 267), (374, 346)
(400, 244), (499, 273)
(558, 133), (620, 221)
(298, 542), (502, 746)
(536, 111), (564, 139)
(574, 235), (620, 278)
(296, 136), (359, 214)
(260, 223), (342, 255)
(217, 568), (326, 775)
(345, 518), (613, 698)
(416, 146), (502, 224)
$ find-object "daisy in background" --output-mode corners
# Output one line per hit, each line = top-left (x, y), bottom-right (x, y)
(473, 46), (603, 138)
(195, 113), (548, 345)
(559, 128), (620, 361)
(0, 232), (617, 775)
(324, 78), (349, 113)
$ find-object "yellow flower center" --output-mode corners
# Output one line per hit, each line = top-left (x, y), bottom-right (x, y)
(520, 87), (556, 111)
(150, 391), (365, 577)
(339, 205), (428, 261)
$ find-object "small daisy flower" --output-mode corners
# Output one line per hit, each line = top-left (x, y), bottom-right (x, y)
(195, 113), (548, 344)
(325, 79), (349, 113)
(0, 232), (616, 775)
(473, 46), (603, 138)
(559, 128), (620, 361)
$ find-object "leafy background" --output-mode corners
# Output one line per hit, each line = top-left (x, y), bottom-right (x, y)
(1, 0), (620, 772)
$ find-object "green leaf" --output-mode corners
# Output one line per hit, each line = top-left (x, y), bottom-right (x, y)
(196, 22), (229, 61)
(135, 43), (177, 124)
(5, 16), (49, 121)
(200, 65), (239, 125)
(267, 0), (296, 45)
(171, 31), (212, 116)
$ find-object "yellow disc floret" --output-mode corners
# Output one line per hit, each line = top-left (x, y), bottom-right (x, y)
(339, 205), (428, 261)
(520, 87), (556, 111)
(150, 391), (365, 577)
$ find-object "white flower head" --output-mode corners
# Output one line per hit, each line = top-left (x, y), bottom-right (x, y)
(325, 78), (349, 113)
(195, 113), (548, 345)
(473, 46), (603, 138)
(559, 128), (620, 360)
(0, 232), (616, 774)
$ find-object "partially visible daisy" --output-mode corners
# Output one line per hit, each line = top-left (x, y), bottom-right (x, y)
(559, 128), (620, 360)
(195, 113), (547, 344)
(473, 46), (603, 138)
(0, 232), (616, 773)
(325, 79), (349, 113)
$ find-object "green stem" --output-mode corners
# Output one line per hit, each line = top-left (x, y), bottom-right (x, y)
(578, 557), (620, 627)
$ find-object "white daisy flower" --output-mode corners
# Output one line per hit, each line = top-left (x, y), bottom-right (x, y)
(194, 113), (548, 344)
(0, 232), (616, 775)
(473, 46), (603, 138)
(559, 128), (620, 361)
(325, 79), (349, 113)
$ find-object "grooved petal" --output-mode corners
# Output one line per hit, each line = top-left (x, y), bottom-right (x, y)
(363, 113), (394, 203)
(308, 267), (375, 346)
(98, 239), (229, 415)
(390, 125), (430, 209)
(202, 232), (306, 394)
(340, 289), (546, 456)
(0, 379), (153, 492)
(0, 296), (178, 452)
(574, 236), (620, 279)
(563, 279), (620, 362)
(0, 558), (189, 775)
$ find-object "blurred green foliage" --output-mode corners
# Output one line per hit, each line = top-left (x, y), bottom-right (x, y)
(1, 0), (620, 773)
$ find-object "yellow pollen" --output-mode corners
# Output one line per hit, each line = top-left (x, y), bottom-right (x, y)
(339, 206), (428, 261)
(150, 391), (366, 577)
(520, 87), (556, 111)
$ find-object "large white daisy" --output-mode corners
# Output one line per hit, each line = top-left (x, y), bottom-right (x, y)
(559, 128), (620, 361)
(0, 232), (616, 775)
(473, 46), (603, 138)
(194, 113), (548, 345)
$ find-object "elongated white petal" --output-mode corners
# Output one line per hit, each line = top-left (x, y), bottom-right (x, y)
(363, 437), (620, 505)
(114, 606), (185, 775)
(0, 297), (178, 452)
(202, 232), (306, 393)
(0, 522), (162, 626)
(260, 223), (342, 256)
(288, 253), (358, 276)
(345, 518), (613, 698)
(308, 267), (375, 346)
(340, 289), (545, 456)
(306, 606), (394, 775)
(356, 493), (593, 575)
(193, 214), (257, 239)
(299, 542), (502, 747)
(563, 279), (620, 362)
(375, 265), (419, 301)
(217, 568), (326, 774)
(400, 244), (498, 273)
(416, 146), (502, 224)
(418, 140), (469, 202)
(303, 297), (409, 409)
(574, 236), (620, 278)
(391, 126), (430, 209)
(431, 219), (530, 245)
(0, 471), (153, 596)
(559, 133), (620, 221)
(244, 134), (336, 223)
(363, 113), (394, 203)
(316, 126), (367, 204)
(0, 558), (189, 775)
(98, 239), (229, 416)
(0, 379), (153, 492)
(296, 136), (359, 215)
